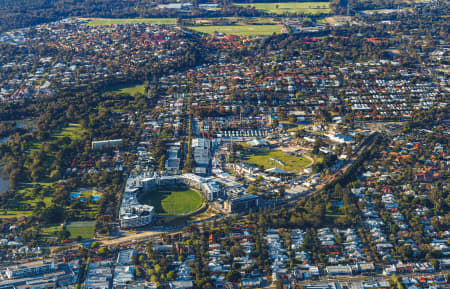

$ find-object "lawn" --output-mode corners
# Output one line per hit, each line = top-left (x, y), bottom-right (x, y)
(27, 123), (86, 154)
(141, 187), (203, 215)
(84, 18), (177, 26)
(0, 209), (33, 218)
(52, 124), (86, 140)
(110, 84), (146, 96)
(41, 221), (95, 240)
(41, 225), (61, 239)
(67, 221), (96, 239)
(242, 149), (312, 173)
(188, 24), (282, 36)
(0, 180), (54, 219)
(234, 2), (330, 14)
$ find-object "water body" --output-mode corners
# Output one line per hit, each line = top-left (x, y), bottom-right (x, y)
(331, 201), (344, 208)
(0, 165), (9, 193)
(0, 121), (23, 144)
(0, 122), (25, 193)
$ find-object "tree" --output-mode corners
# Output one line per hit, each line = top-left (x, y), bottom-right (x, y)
(397, 244), (413, 262)
(139, 255), (146, 264)
(429, 258), (439, 270)
(248, 185), (257, 195)
(159, 155), (166, 170)
(98, 247), (109, 256)
(226, 270), (241, 282)
(135, 267), (142, 278)
(50, 169), (61, 180)
(391, 274), (404, 289)
(230, 245), (245, 257)
(303, 231), (313, 251)
(132, 253), (139, 265)
(56, 228), (70, 240)
(166, 271), (175, 281)
(91, 241), (102, 248)
(41, 205), (65, 224)
(277, 186), (285, 198)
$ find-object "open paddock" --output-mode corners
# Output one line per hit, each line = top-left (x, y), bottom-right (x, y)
(234, 2), (330, 14)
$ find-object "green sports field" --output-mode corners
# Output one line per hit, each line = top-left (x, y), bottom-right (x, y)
(188, 24), (281, 36)
(41, 221), (95, 240)
(84, 18), (177, 26)
(234, 2), (330, 14)
(67, 221), (96, 239)
(141, 187), (203, 215)
(243, 149), (312, 173)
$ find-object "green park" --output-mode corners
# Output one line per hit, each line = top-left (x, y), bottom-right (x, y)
(243, 149), (312, 173)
